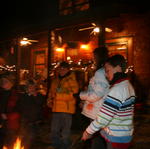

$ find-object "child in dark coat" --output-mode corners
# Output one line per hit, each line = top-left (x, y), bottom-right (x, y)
(17, 79), (46, 149)
(0, 73), (20, 149)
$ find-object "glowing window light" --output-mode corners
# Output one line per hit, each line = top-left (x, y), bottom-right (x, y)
(117, 47), (127, 50)
(67, 56), (71, 60)
(55, 48), (64, 52)
(105, 27), (112, 32)
(80, 44), (89, 50)
(78, 61), (81, 65)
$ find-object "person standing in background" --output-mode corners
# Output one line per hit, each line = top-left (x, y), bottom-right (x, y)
(79, 47), (110, 149)
(17, 79), (46, 149)
(0, 73), (20, 149)
(47, 61), (79, 149)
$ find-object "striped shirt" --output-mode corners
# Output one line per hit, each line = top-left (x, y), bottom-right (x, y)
(86, 79), (135, 143)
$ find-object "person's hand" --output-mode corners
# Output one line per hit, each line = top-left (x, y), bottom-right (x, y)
(81, 130), (92, 141)
(79, 101), (84, 108)
(79, 91), (87, 100)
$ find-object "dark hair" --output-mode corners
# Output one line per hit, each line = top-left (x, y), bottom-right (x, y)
(26, 79), (36, 86)
(0, 72), (15, 86)
(25, 79), (38, 92)
(93, 46), (109, 69)
(106, 54), (127, 72)
(59, 61), (70, 68)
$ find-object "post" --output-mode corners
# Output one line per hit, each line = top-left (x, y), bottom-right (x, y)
(98, 21), (106, 47)
(46, 29), (52, 98)
(15, 38), (21, 90)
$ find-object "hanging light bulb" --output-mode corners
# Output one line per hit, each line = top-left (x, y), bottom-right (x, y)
(93, 27), (100, 33)
(20, 38), (31, 46)
(91, 27), (100, 35)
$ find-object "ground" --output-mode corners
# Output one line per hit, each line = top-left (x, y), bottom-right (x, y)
(130, 105), (150, 149)
(29, 105), (150, 149)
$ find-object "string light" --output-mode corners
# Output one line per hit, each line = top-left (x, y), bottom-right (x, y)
(0, 65), (16, 72)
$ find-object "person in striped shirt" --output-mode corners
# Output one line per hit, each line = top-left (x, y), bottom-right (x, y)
(82, 54), (136, 149)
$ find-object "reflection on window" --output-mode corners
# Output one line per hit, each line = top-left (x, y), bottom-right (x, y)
(34, 50), (46, 76)
(59, 0), (89, 15)
(106, 42), (128, 59)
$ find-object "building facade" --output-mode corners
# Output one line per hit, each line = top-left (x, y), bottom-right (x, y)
(0, 0), (149, 102)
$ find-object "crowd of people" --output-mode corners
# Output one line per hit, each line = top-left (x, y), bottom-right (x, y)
(0, 46), (136, 149)
(0, 73), (47, 149)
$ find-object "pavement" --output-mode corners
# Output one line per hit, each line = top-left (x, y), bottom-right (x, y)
(129, 104), (150, 149)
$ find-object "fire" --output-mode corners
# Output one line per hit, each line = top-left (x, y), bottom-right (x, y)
(3, 137), (24, 149)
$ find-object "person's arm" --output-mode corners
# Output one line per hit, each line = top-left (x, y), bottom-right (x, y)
(47, 80), (56, 108)
(80, 70), (109, 102)
(69, 73), (79, 94)
(82, 95), (120, 140)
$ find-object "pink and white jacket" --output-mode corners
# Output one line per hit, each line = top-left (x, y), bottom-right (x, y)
(79, 68), (109, 119)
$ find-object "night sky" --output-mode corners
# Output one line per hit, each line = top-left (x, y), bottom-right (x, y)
(0, 1), (58, 39)
(0, 0), (149, 40)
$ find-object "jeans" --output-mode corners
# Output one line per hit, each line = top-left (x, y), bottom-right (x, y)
(50, 112), (72, 149)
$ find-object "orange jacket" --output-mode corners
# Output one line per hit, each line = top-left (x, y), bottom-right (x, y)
(48, 72), (79, 114)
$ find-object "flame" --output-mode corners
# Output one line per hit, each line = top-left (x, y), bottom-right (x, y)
(13, 138), (24, 149)
(3, 137), (24, 149)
